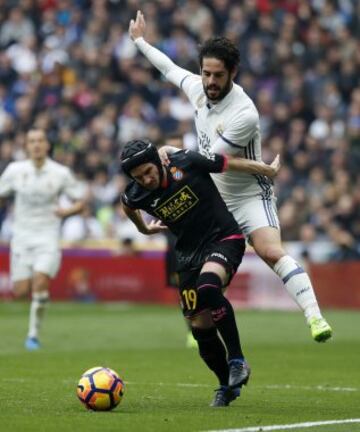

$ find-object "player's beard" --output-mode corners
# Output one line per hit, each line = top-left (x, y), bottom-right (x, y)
(204, 76), (232, 103)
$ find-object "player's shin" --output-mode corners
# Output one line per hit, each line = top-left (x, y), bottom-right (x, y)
(28, 290), (49, 340)
(273, 255), (322, 321)
(191, 326), (229, 386)
(196, 272), (244, 360)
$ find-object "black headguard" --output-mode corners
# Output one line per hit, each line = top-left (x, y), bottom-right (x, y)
(121, 140), (163, 183)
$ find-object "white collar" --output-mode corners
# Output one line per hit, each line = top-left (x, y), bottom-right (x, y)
(30, 158), (50, 172)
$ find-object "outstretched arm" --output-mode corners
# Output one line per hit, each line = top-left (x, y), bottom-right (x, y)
(55, 200), (86, 219)
(129, 11), (195, 89)
(226, 154), (280, 178)
(186, 150), (280, 178)
(123, 202), (168, 235)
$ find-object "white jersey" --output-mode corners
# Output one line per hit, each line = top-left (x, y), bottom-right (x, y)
(134, 38), (273, 211)
(0, 158), (84, 249)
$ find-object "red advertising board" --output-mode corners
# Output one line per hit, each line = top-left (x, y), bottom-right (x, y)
(55, 252), (178, 303)
(1, 248), (359, 308)
(0, 248), (179, 303)
(0, 248), (251, 304)
(309, 261), (360, 309)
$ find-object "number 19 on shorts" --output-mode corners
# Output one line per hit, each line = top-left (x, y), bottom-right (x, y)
(181, 288), (197, 311)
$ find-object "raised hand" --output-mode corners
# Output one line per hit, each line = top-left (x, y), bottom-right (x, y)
(54, 207), (70, 218)
(158, 146), (171, 166)
(146, 219), (168, 234)
(269, 154), (281, 177)
(129, 10), (146, 41)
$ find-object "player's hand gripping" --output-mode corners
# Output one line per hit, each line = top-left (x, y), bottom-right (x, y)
(54, 207), (71, 218)
(259, 154), (281, 178)
(144, 219), (168, 235)
(158, 146), (171, 166)
(268, 154), (281, 177)
(129, 10), (146, 41)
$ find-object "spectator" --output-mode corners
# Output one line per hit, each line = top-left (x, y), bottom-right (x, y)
(0, 7), (35, 47)
(0, 1), (358, 260)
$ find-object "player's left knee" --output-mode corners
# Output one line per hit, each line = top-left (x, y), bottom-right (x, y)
(32, 275), (50, 293)
(196, 272), (224, 310)
(258, 246), (285, 266)
(13, 281), (31, 298)
(189, 310), (213, 328)
(13, 287), (29, 299)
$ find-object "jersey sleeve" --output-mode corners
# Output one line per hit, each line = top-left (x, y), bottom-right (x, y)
(61, 168), (86, 200)
(0, 163), (15, 197)
(176, 74), (202, 106)
(121, 192), (137, 209)
(211, 110), (259, 156)
(186, 150), (227, 173)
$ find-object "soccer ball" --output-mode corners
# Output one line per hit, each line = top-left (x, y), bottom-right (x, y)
(77, 366), (125, 411)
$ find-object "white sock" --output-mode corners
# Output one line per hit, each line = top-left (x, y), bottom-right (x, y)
(273, 255), (322, 322)
(28, 291), (49, 339)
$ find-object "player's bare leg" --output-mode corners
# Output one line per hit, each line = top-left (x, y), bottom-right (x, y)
(250, 226), (332, 342)
(13, 279), (31, 299)
(25, 272), (50, 350)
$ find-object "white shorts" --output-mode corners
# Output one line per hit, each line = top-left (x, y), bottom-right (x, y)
(229, 195), (280, 237)
(10, 245), (61, 282)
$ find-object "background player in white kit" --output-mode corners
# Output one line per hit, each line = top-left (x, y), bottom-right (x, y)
(128, 11), (332, 342)
(0, 129), (85, 350)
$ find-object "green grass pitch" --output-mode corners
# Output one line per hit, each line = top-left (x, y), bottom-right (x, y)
(0, 302), (359, 432)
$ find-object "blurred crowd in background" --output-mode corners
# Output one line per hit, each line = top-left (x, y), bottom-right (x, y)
(0, 0), (359, 261)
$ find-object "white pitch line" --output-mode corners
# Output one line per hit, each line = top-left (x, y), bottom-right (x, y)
(2, 378), (359, 394)
(124, 381), (359, 393)
(125, 381), (211, 388)
(265, 384), (358, 393)
(205, 418), (360, 432)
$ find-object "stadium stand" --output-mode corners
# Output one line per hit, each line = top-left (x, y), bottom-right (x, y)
(0, 0), (359, 261)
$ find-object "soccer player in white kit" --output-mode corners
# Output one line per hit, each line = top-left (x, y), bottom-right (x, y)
(128, 11), (332, 342)
(0, 129), (85, 350)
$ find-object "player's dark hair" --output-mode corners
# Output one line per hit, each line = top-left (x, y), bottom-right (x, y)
(25, 127), (54, 156)
(26, 127), (48, 139)
(198, 37), (240, 73)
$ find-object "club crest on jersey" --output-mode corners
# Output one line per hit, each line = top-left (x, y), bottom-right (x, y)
(170, 167), (184, 181)
(216, 123), (224, 136)
(196, 94), (206, 108)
